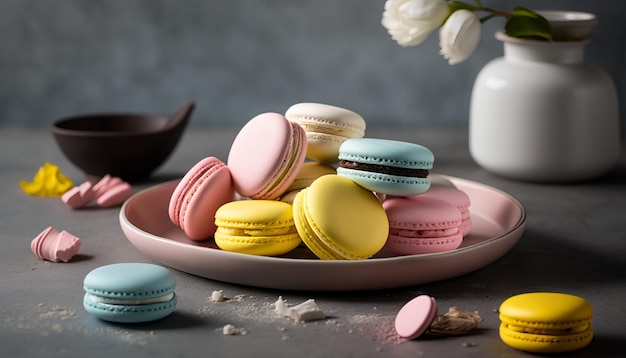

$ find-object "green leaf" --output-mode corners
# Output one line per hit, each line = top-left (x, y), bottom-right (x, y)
(448, 1), (477, 13)
(505, 14), (553, 41)
(512, 6), (541, 18)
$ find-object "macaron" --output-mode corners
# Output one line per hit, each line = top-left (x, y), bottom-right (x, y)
(214, 200), (301, 256)
(382, 196), (463, 255)
(337, 138), (434, 196)
(285, 102), (366, 163)
(61, 181), (95, 209)
(83, 263), (177, 323)
(92, 175), (134, 208)
(227, 112), (307, 200)
(499, 292), (593, 353)
(292, 174), (389, 260)
(168, 157), (236, 241)
(395, 295), (438, 339)
(31, 226), (81, 262)
(279, 162), (337, 204)
(419, 186), (472, 236)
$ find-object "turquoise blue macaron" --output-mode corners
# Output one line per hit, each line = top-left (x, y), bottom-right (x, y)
(337, 138), (434, 196)
(83, 263), (177, 323)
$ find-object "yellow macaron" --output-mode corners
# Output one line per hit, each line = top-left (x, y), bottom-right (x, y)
(279, 162), (337, 204)
(214, 200), (301, 256)
(292, 174), (388, 260)
(499, 292), (593, 353)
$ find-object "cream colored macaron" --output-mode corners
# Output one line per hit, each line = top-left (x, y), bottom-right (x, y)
(285, 103), (366, 163)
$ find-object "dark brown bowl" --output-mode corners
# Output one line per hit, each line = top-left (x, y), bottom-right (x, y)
(51, 103), (194, 182)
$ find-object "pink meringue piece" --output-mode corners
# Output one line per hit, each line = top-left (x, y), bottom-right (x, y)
(61, 181), (95, 209)
(31, 226), (81, 263)
(93, 175), (133, 207)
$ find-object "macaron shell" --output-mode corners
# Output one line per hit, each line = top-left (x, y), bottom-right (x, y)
(62, 182), (94, 209)
(214, 231), (301, 256)
(83, 263), (176, 298)
(337, 167), (431, 196)
(385, 232), (463, 255)
(293, 175), (388, 260)
(285, 103), (366, 163)
(499, 322), (593, 353)
(214, 200), (295, 230)
(285, 102), (366, 138)
(395, 295), (438, 339)
(499, 292), (593, 353)
(83, 293), (178, 323)
(96, 182), (133, 207)
(228, 113), (307, 199)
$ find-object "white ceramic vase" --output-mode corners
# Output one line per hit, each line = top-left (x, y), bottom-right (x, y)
(469, 11), (621, 182)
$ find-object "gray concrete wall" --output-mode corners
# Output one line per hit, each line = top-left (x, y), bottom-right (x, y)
(1, 0), (624, 129)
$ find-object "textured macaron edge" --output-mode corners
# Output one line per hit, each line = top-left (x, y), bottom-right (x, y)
(385, 232), (463, 255)
(499, 322), (593, 353)
(213, 232), (301, 256)
(285, 102), (366, 138)
(337, 167), (431, 196)
(83, 293), (178, 323)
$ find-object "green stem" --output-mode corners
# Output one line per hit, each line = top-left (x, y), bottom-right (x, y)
(475, 6), (514, 19)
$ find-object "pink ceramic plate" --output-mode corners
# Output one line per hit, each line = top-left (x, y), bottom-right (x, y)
(120, 175), (526, 291)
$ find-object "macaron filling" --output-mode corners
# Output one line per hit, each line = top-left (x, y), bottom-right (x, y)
(390, 227), (460, 238)
(504, 323), (590, 335)
(85, 292), (175, 305)
(339, 160), (429, 178)
(216, 226), (298, 236)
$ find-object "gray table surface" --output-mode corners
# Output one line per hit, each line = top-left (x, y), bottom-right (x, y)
(2, 127), (625, 358)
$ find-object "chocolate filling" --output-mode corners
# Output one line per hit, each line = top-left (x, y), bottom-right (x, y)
(340, 160), (429, 178)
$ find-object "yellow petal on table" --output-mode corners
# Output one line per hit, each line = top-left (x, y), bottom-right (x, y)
(20, 162), (74, 197)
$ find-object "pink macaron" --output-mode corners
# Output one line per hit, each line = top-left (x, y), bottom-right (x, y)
(31, 226), (81, 263)
(93, 175), (134, 208)
(227, 113), (307, 200)
(61, 181), (95, 209)
(383, 196), (463, 255)
(395, 295), (438, 340)
(168, 157), (236, 241)
(418, 186), (472, 237)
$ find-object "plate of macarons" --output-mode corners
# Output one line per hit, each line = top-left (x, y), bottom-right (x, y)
(120, 103), (526, 291)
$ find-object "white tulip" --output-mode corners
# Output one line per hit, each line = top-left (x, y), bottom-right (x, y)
(439, 9), (481, 65)
(381, 0), (450, 47)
